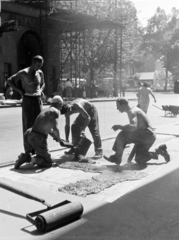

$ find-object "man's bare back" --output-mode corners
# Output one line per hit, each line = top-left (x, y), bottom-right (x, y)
(127, 106), (153, 130)
(67, 98), (93, 115)
(32, 107), (59, 135)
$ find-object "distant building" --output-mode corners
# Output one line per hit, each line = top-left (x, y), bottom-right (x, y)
(137, 72), (155, 86)
(0, 1), (117, 97)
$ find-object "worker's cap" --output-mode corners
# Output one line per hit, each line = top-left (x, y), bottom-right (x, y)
(51, 95), (63, 104)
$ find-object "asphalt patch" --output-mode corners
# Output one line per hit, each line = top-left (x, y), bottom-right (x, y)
(58, 161), (148, 197)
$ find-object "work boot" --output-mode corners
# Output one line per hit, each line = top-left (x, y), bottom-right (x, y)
(103, 154), (121, 165)
(155, 144), (170, 163)
(93, 152), (103, 160)
(14, 153), (31, 169)
(65, 148), (75, 155)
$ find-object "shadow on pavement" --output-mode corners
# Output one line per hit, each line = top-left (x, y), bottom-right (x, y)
(55, 166), (179, 240)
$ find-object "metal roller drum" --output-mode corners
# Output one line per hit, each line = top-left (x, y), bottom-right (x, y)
(35, 202), (84, 232)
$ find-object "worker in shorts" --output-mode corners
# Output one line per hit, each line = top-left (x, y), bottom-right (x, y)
(14, 96), (64, 169)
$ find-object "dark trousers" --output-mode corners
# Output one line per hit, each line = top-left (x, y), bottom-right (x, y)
(24, 128), (51, 163)
(113, 128), (157, 164)
(71, 105), (102, 153)
(22, 96), (42, 150)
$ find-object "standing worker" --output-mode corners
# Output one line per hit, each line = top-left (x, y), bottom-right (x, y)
(7, 55), (45, 151)
(138, 82), (156, 113)
(57, 79), (64, 98)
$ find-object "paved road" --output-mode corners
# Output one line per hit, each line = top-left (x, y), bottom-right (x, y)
(0, 92), (179, 164)
(1, 92), (179, 239)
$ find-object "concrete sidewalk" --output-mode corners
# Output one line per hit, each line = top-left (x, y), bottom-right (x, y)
(0, 122), (179, 239)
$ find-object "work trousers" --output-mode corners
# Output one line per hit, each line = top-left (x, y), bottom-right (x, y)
(22, 96), (42, 150)
(71, 104), (102, 154)
(113, 128), (157, 164)
(24, 128), (51, 164)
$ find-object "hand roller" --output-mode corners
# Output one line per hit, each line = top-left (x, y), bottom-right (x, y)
(0, 181), (83, 232)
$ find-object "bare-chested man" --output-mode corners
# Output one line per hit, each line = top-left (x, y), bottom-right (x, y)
(60, 98), (103, 159)
(14, 96), (64, 169)
(104, 98), (170, 165)
(7, 55), (45, 151)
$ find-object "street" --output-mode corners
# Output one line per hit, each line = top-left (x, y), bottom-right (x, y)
(0, 92), (179, 165)
(1, 92), (179, 240)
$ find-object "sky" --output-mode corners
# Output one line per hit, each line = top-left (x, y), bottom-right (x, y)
(132, 0), (179, 26)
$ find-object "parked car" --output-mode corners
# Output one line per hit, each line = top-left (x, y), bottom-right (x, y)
(174, 80), (179, 93)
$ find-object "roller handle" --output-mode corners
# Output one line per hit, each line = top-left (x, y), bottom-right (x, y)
(0, 181), (51, 208)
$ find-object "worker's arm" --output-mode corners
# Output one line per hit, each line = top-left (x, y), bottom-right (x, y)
(39, 71), (45, 95)
(7, 72), (25, 97)
(52, 118), (61, 143)
(112, 112), (137, 132)
(149, 89), (156, 103)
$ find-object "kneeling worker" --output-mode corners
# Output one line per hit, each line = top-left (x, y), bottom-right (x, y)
(104, 98), (170, 165)
(15, 96), (64, 169)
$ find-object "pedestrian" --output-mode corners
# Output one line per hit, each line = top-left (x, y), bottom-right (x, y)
(57, 79), (64, 97)
(90, 80), (96, 98)
(65, 78), (73, 101)
(7, 55), (45, 151)
(60, 98), (103, 159)
(14, 96), (64, 169)
(108, 79), (113, 97)
(120, 80), (126, 97)
(138, 81), (156, 113)
(104, 98), (170, 165)
(136, 81), (142, 107)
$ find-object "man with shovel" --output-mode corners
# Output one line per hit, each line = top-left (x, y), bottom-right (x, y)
(14, 96), (72, 169)
(60, 98), (103, 159)
(104, 98), (170, 165)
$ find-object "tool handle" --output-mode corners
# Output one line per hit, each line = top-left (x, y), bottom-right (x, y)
(0, 181), (51, 208)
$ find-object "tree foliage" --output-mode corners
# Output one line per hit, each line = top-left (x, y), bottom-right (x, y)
(144, 7), (179, 90)
(73, 0), (144, 80)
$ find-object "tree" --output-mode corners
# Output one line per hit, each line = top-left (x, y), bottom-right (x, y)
(144, 7), (179, 90)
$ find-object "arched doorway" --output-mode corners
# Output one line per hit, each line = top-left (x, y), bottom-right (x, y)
(18, 31), (43, 69)
(14, 31), (43, 99)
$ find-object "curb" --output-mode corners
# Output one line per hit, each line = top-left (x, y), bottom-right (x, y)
(0, 97), (137, 109)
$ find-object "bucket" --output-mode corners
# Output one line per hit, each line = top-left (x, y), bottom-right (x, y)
(74, 136), (92, 159)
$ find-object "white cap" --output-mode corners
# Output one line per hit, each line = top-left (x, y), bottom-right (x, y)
(51, 95), (63, 104)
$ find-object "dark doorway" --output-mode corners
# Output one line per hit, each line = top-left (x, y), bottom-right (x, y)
(15, 31), (42, 99)
(18, 31), (42, 69)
